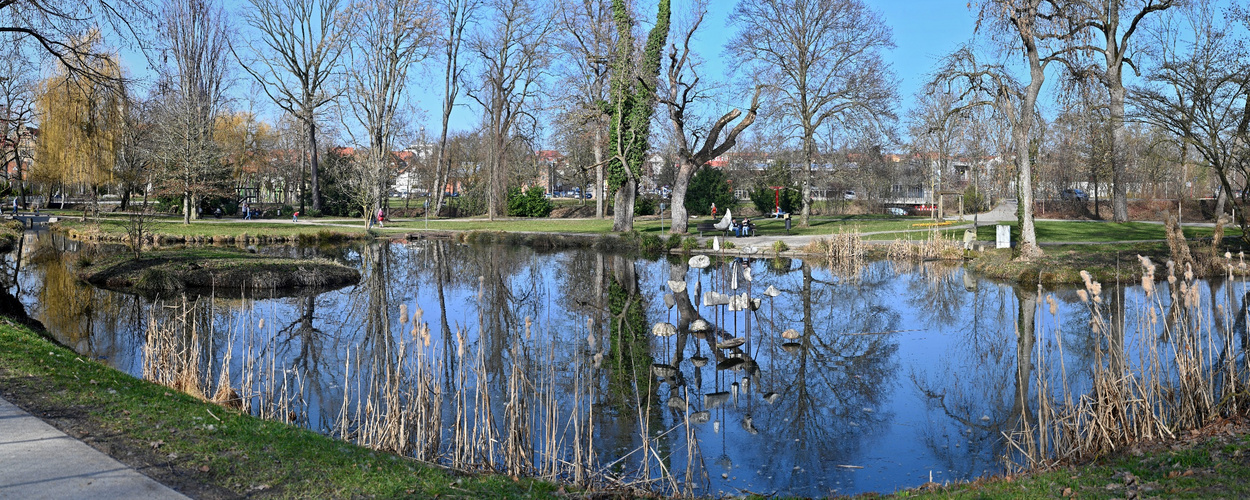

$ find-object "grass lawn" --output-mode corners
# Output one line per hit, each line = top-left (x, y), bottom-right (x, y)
(898, 424), (1250, 499)
(57, 217), (373, 239)
(0, 316), (562, 499)
(973, 220), (1242, 243)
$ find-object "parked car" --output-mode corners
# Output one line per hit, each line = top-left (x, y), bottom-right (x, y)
(1060, 188), (1088, 202)
(886, 207), (907, 216)
(843, 190), (856, 200)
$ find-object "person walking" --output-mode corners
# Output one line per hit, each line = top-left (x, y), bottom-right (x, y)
(243, 202), (251, 220)
(376, 208), (384, 228)
(11, 197), (17, 215)
(292, 211), (299, 222)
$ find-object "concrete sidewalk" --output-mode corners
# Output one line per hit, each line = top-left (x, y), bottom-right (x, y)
(0, 396), (188, 500)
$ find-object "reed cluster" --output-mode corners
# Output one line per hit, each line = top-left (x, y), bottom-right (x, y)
(137, 293), (683, 494)
(1005, 255), (1250, 471)
(885, 230), (963, 262)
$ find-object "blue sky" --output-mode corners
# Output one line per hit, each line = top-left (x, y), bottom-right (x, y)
(418, 0), (981, 142)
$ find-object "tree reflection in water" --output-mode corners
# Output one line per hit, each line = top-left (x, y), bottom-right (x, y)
(30, 233), (1247, 496)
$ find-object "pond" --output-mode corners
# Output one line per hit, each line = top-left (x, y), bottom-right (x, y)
(10, 231), (1250, 497)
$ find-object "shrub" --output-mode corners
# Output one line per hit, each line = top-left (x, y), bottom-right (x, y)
(772, 240), (789, 253)
(640, 233), (664, 253)
(506, 186), (554, 217)
(665, 233), (683, 249)
(684, 167), (736, 216)
(681, 236), (700, 252)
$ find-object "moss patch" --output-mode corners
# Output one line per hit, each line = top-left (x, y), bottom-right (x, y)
(78, 248), (360, 294)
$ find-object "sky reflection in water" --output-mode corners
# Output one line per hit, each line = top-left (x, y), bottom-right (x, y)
(15, 233), (1244, 497)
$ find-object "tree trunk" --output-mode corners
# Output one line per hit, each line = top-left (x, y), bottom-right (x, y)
(308, 119), (322, 212)
(595, 127), (605, 219)
(800, 134), (813, 227)
(612, 178), (636, 231)
(1109, 77), (1129, 222)
(669, 159), (696, 233)
(433, 45), (457, 218)
(1015, 40), (1045, 260)
(1016, 128), (1042, 259)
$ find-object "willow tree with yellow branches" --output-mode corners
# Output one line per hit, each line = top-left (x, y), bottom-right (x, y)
(32, 33), (124, 219)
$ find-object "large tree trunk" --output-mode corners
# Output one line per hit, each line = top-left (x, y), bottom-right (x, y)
(595, 127), (605, 218)
(309, 119), (322, 212)
(800, 134), (814, 227)
(1014, 39), (1046, 260)
(669, 159), (696, 233)
(1109, 72), (1129, 222)
(612, 178), (636, 231)
(1015, 125), (1042, 259)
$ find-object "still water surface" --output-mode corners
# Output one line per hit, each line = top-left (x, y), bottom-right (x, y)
(12, 231), (1237, 497)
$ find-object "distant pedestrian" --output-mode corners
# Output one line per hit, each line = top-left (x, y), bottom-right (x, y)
(292, 210), (299, 222)
(710, 202), (717, 219)
(243, 202), (251, 220)
(11, 197), (16, 215)
(376, 208), (384, 228)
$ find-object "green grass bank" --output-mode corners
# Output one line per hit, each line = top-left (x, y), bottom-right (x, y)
(0, 314), (567, 499)
(77, 248), (361, 294)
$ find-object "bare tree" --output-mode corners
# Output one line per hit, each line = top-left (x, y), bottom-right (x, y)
(343, 0), (435, 226)
(467, 0), (552, 220)
(430, 0), (478, 216)
(115, 88), (153, 211)
(660, 4), (759, 234)
(938, 1), (1083, 260)
(1, 0), (150, 82)
(1130, 5), (1250, 233)
(555, 0), (614, 219)
(1068, 0), (1176, 222)
(151, 0), (232, 224)
(908, 84), (971, 220)
(237, 0), (350, 214)
(0, 41), (36, 205)
(728, 0), (896, 227)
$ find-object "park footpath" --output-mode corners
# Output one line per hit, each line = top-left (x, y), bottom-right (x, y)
(718, 199), (1022, 251)
(0, 395), (188, 499)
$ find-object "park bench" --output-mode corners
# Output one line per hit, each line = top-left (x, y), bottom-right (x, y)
(696, 221), (726, 237)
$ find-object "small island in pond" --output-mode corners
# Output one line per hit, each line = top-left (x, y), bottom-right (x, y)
(78, 248), (361, 295)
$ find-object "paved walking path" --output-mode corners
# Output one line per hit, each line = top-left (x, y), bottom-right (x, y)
(696, 200), (1024, 252)
(0, 395), (188, 500)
